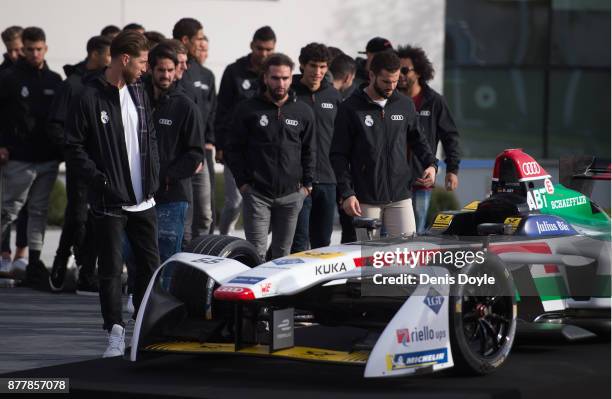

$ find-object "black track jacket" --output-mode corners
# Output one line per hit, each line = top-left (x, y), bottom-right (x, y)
(330, 88), (437, 204)
(292, 76), (342, 184)
(65, 72), (159, 210)
(180, 57), (216, 145)
(225, 91), (316, 199)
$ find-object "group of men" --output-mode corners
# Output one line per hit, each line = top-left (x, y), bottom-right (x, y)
(0, 19), (460, 358)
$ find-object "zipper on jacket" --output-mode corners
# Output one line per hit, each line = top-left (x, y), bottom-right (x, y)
(381, 108), (392, 203)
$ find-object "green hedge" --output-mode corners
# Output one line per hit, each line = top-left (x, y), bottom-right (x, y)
(426, 186), (461, 224)
(47, 179), (67, 226)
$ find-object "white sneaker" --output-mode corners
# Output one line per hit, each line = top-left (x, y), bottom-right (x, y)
(126, 294), (135, 315)
(103, 324), (125, 358)
(0, 257), (12, 277)
(11, 258), (28, 280)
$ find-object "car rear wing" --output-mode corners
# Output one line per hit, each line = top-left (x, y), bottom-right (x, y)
(559, 156), (611, 197)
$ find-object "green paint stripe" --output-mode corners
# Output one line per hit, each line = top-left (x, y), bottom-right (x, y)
(534, 276), (569, 301)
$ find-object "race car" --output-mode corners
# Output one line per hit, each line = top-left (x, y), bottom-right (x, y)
(130, 149), (610, 378)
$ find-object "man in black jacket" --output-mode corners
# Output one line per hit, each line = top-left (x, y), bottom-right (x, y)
(0, 26), (23, 72)
(0, 27), (63, 285)
(145, 43), (204, 261)
(65, 31), (160, 358)
(226, 53), (315, 260)
(330, 51), (437, 237)
(215, 26), (276, 235)
(290, 43), (341, 252)
(48, 35), (111, 294)
(173, 18), (215, 239)
(397, 45), (461, 233)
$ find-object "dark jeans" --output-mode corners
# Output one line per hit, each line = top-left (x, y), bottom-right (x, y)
(54, 167), (88, 263)
(338, 206), (357, 244)
(291, 183), (336, 252)
(92, 206), (159, 331)
(1, 206), (28, 252)
(156, 201), (188, 263)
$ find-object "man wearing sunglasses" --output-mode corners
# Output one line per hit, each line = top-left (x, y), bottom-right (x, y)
(396, 45), (461, 234)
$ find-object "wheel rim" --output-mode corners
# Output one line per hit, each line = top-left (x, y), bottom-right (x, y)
(460, 268), (514, 358)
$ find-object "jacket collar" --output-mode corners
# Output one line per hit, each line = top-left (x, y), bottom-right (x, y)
(15, 58), (49, 74)
(354, 83), (401, 107)
(256, 88), (298, 108)
(291, 74), (332, 95)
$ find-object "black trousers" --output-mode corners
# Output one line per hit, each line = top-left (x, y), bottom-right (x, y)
(92, 206), (159, 331)
(55, 167), (88, 262)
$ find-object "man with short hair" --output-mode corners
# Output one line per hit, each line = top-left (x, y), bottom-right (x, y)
(144, 31), (166, 49)
(226, 53), (315, 260)
(354, 37), (393, 86)
(48, 35), (112, 294)
(144, 43), (204, 261)
(65, 31), (160, 357)
(331, 51), (437, 237)
(290, 43), (341, 252)
(0, 26), (63, 285)
(123, 23), (145, 34)
(197, 34), (209, 65)
(0, 26), (23, 71)
(172, 18), (215, 240)
(101, 25), (120, 39)
(330, 53), (357, 100)
(215, 26), (276, 235)
(396, 45), (461, 233)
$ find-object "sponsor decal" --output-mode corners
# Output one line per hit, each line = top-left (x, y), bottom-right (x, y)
(272, 258), (305, 265)
(364, 115), (374, 127)
(100, 111), (109, 124)
(193, 256), (224, 264)
(431, 214), (453, 230)
(544, 178), (555, 194)
(419, 110), (431, 116)
(259, 114), (269, 127)
(462, 201), (480, 211)
(396, 326), (446, 346)
(521, 161), (542, 176)
(291, 251), (345, 259)
(20, 86), (29, 98)
(523, 216), (576, 237)
(315, 262), (347, 275)
(193, 80), (202, 88)
(216, 286), (245, 293)
(43, 89), (55, 96)
(504, 217), (522, 233)
(261, 282), (272, 294)
(193, 81), (210, 91)
(158, 118), (172, 126)
(387, 348), (448, 371)
(321, 102), (334, 109)
(526, 188), (549, 211)
(285, 118), (299, 126)
(241, 79), (251, 90)
(390, 114), (404, 121)
(423, 288), (444, 314)
(550, 195), (587, 210)
(228, 276), (266, 285)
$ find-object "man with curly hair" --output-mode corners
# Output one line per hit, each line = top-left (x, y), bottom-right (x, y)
(396, 45), (461, 233)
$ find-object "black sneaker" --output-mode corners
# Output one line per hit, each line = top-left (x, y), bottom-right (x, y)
(24, 259), (51, 291)
(49, 254), (70, 292)
(76, 277), (99, 296)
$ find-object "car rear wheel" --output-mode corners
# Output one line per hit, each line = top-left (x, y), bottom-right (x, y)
(184, 234), (261, 267)
(449, 254), (517, 375)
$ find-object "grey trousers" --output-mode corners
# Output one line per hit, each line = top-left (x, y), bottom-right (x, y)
(219, 166), (242, 235)
(1, 160), (59, 251)
(242, 187), (306, 261)
(184, 165), (212, 242)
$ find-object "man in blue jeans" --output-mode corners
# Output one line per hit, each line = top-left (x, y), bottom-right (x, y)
(290, 43), (342, 252)
(145, 43), (204, 261)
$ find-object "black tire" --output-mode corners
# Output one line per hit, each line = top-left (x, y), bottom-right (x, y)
(185, 234), (262, 267)
(449, 254), (517, 375)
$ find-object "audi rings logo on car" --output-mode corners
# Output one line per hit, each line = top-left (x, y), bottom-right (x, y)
(391, 114), (404, 121)
(217, 287), (244, 293)
(521, 162), (541, 176)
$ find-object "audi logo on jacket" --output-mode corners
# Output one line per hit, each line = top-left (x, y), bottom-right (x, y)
(330, 88), (437, 204)
(225, 91), (316, 199)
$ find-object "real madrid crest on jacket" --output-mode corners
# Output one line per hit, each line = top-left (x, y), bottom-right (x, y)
(225, 90), (316, 199)
(330, 87), (437, 204)
(0, 58), (63, 162)
(214, 54), (262, 151)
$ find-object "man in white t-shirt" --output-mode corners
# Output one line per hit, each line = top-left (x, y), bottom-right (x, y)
(65, 31), (160, 358)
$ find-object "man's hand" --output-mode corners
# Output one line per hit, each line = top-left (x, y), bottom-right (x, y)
(445, 172), (459, 191)
(239, 183), (251, 194)
(301, 186), (312, 196)
(415, 166), (436, 188)
(342, 195), (362, 217)
(194, 162), (203, 174)
(204, 143), (215, 151)
(215, 150), (224, 164)
(0, 147), (9, 166)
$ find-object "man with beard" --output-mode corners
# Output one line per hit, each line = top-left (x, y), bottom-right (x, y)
(290, 43), (341, 252)
(225, 53), (315, 261)
(330, 51), (437, 237)
(396, 45), (460, 233)
(172, 18), (215, 240)
(215, 26), (276, 235)
(144, 43), (203, 261)
(48, 35), (112, 294)
(65, 31), (160, 357)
